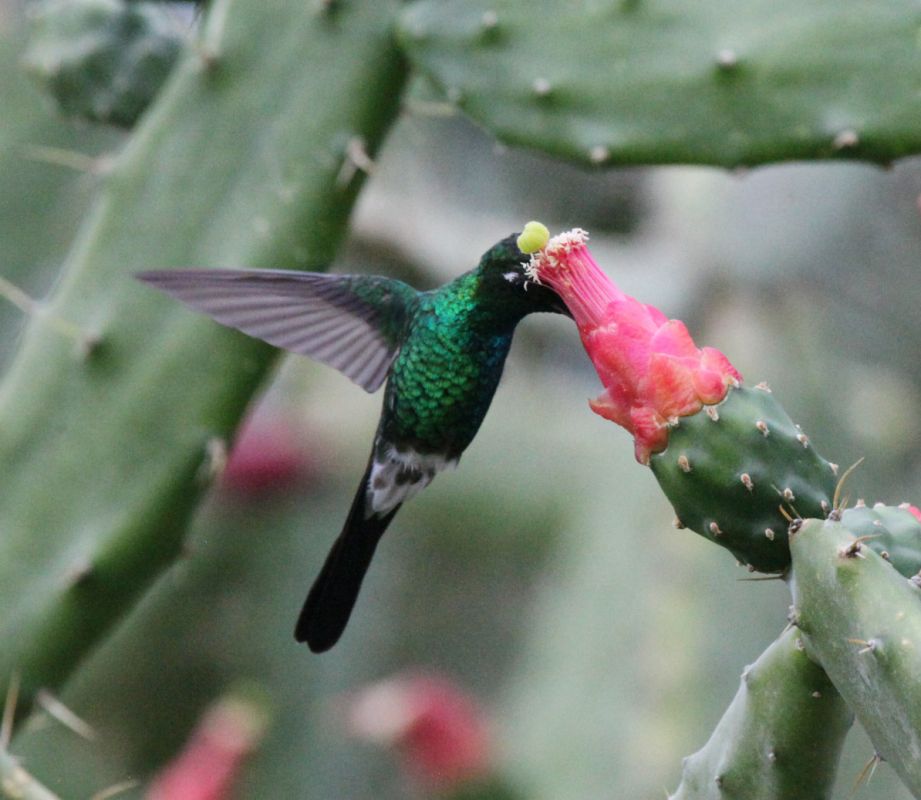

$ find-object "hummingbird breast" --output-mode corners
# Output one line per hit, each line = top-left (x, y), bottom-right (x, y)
(381, 288), (515, 460)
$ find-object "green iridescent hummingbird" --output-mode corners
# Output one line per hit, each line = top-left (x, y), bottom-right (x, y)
(137, 222), (564, 652)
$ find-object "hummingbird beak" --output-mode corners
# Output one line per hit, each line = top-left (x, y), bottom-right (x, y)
(552, 299), (574, 319)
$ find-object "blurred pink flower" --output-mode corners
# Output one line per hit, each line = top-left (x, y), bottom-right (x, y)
(527, 229), (741, 463)
(221, 411), (311, 495)
(146, 694), (269, 800)
(345, 672), (491, 793)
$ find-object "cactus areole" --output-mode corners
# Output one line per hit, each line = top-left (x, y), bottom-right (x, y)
(527, 227), (838, 572)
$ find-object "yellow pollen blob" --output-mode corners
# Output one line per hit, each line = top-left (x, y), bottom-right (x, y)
(517, 220), (550, 254)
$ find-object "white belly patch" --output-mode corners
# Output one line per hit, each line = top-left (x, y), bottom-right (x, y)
(366, 448), (457, 517)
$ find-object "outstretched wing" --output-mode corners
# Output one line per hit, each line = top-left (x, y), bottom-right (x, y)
(137, 269), (416, 393)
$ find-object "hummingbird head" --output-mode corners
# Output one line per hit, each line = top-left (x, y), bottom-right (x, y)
(475, 231), (571, 317)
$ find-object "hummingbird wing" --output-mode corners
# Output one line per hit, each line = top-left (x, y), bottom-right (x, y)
(136, 269), (416, 393)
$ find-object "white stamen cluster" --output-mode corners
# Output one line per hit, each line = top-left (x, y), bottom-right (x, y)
(525, 228), (590, 283)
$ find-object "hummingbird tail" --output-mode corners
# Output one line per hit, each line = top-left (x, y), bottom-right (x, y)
(295, 478), (400, 653)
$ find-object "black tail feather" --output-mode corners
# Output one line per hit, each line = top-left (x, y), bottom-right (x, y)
(295, 470), (400, 652)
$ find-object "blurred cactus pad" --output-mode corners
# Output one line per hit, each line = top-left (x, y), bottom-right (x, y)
(2, 0), (921, 798)
(398, 0), (921, 166)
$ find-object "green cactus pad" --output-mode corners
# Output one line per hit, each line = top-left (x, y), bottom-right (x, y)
(650, 385), (837, 573)
(670, 626), (852, 800)
(839, 503), (921, 579)
(398, 1), (921, 168)
(790, 516), (921, 795)
(23, 0), (182, 128)
(0, 0), (406, 717)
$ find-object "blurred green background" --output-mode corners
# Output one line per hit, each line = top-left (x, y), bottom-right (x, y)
(3, 1), (921, 797)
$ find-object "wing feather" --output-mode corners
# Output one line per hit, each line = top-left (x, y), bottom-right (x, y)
(136, 268), (415, 393)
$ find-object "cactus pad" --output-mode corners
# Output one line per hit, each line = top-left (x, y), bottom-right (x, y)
(24, 0), (182, 128)
(671, 627), (851, 800)
(399, 1), (921, 167)
(650, 385), (837, 572)
(0, 0), (406, 716)
(839, 503), (921, 579)
(790, 516), (921, 795)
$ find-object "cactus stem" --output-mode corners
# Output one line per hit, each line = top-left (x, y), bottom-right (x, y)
(678, 454), (692, 472)
(755, 419), (769, 436)
(34, 690), (95, 741)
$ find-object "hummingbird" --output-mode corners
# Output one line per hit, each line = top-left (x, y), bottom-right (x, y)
(137, 225), (564, 652)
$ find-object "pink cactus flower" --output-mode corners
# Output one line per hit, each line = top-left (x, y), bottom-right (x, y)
(526, 228), (741, 463)
(146, 694), (269, 800)
(345, 672), (491, 793)
(221, 410), (311, 495)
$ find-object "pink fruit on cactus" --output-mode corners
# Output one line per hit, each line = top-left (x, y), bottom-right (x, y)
(525, 228), (741, 463)
(345, 672), (491, 793)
